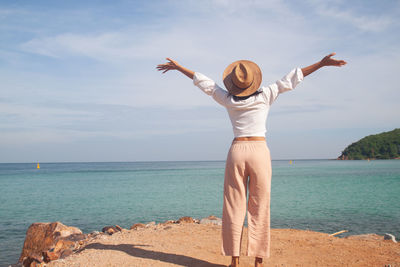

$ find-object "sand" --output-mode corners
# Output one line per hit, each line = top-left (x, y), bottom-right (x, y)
(47, 223), (399, 267)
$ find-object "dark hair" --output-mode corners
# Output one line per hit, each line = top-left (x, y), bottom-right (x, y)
(230, 90), (262, 101)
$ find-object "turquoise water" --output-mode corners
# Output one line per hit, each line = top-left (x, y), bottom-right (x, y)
(0, 160), (399, 266)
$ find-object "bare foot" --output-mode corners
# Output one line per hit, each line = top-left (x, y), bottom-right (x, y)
(230, 256), (239, 267)
(255, 257), (263, 267)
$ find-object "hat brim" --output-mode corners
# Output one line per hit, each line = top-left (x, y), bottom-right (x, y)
(223, 60), (262, 97)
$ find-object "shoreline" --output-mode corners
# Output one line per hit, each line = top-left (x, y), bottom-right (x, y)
(14, 217), (399, 267)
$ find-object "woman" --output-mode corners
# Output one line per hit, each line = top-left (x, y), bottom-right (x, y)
(157, 53), (346, 267)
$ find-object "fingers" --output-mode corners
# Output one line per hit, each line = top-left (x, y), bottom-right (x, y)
(156, 57), (181, 73)
(166, 57), (177, 65)
(332, 59), (347, 67)
(321, 53), (347, 67)
(156, 60), (178, 73)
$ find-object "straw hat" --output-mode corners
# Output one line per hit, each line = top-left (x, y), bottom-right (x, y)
(223, 60), (262, 97)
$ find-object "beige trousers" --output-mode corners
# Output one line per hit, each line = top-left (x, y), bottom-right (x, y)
(221, 140), (272, 258)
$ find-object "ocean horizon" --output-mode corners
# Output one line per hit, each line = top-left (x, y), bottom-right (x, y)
(1, 159), (399, 266)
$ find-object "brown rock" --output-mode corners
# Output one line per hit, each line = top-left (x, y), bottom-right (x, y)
(177, 216), (195, 224)
(63, 233), (87, 242)
(22, 253), (42, 267)
(115, 225), (123, 231)
(42, 250), (60, 263)
(19, 222), (82, 263)
(102, 226), (121, 235)
(162, 220), (176, 225)
(54, 239), (76, 252)
(107, 228), (116, 235)
(27, 260), (44, 267)
(60, 248), (73, 259)
(130, 223), (146, 230)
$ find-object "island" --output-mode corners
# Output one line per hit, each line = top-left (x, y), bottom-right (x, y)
(338, 128), (400, 160)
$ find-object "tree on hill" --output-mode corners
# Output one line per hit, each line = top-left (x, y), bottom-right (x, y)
(338, 128), (400, 160)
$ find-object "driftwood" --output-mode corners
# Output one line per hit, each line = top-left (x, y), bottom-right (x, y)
(329, 230), (348, 236)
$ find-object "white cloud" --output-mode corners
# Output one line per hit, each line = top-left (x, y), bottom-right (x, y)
(309, 0), (396, 32)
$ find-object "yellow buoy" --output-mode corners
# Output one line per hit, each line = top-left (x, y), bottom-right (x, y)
(37, 163), (40, 169)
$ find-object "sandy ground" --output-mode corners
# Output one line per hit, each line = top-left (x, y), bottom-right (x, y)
(47, 223), (400, 267)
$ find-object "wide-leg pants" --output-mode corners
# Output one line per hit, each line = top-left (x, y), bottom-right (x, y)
(221, 140), (272, 258)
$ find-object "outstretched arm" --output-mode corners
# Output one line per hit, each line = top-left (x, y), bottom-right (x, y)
(156, 58), (194, 79)
(301, 53), (347, 77)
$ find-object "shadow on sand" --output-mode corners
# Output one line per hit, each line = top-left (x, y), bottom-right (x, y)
(81, 243), (227, 267)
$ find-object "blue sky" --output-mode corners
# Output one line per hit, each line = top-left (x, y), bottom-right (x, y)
(1, 0), (399, 162)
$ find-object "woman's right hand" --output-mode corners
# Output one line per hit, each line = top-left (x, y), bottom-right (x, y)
(320, 53), (347, 67)
(156, 58), (181, 73)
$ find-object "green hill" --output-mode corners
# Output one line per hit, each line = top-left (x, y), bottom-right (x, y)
(338, 128), (400, 160)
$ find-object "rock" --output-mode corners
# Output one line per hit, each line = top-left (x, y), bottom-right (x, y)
(54, 239), (76, 253)
(21, 253), (42, 267)
(62, 233), (87, 242)
(19, 222), (82, 264)
(146, 221), (156, 227)
(200, 216), (222, 226)
(42, 250), (60, 263)
(115, 225), (123, 231)
(60, 249), (73, 259)
(177, 216), (195, 224)
(88, 231), (101, 239)
(163, 226), (173, 230)
(107, 228), (116, 235)
(102, 226), (121, 235)
(162, 220), (176, 225)
(384, 233), (397, 243)
(130, 223), (146, 230)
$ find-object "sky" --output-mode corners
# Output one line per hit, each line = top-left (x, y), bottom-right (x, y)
(0, 0), (399, 163)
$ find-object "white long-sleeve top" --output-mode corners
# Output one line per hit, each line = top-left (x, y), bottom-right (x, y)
(193, 68), (304, 137)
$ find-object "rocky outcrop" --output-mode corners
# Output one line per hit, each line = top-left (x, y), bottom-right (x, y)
(17, 216), (223, 266)
(19, 222), (86, 266)
(337, 155), (349, 160)
(161, 220), (176, 225)
(177, 216), (195, 223)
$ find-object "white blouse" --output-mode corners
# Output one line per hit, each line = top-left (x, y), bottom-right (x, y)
(193, 68), (304, 137)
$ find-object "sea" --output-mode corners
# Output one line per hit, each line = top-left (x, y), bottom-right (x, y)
(0, 160), (399, 266)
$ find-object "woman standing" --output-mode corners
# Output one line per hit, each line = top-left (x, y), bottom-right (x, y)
(157, 53), (346, 267)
